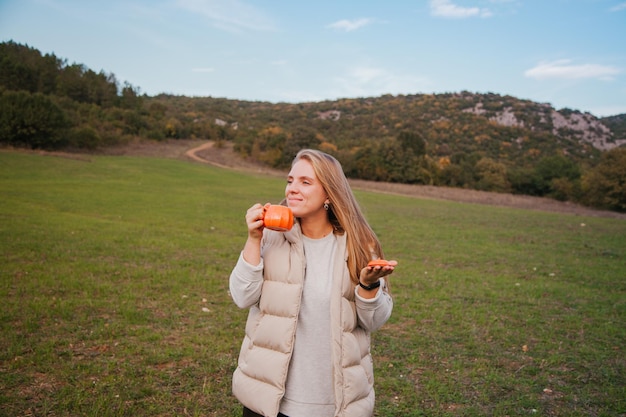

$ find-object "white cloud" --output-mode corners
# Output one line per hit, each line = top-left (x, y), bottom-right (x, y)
(524, 60), (621, 81)
(331, 65), (431, 98)
(176, 0), (276, 32)
(327, 18), (373, 32)
(429, 0), (492, 18)
(610, 2), (626, 12)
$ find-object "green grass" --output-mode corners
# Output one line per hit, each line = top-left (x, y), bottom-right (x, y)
(1, 150), (624, 417)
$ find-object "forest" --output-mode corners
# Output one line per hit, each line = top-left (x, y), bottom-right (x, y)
(1, 40), (625, 212)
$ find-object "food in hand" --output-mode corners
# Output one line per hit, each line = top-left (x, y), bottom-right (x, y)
(367, 259), (393, 267)
(263, 205), (294, 231)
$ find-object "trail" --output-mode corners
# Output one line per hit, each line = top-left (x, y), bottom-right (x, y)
(185, 141), (230, 168)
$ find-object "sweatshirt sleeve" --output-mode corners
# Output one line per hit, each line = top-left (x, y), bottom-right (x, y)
(229, 251), (264, 309)
(355, 279), (393, 332)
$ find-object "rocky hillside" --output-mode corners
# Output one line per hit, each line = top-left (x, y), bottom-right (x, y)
(149, 91), (625, 172)
(461, 96), (625, 151)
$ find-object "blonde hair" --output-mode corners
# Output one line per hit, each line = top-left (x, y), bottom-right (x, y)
(292, 149), (384, 284)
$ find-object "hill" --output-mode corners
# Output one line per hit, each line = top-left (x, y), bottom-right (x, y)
(143, 93), (626, 211)
(2, 40), (625, 212)
(148, 91), (626, 153)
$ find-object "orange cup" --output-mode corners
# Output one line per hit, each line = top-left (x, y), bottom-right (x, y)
(263, 205), (294, 231)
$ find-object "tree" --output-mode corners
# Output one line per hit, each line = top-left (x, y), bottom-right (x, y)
(439, 163), (467, 187)
(0, 41), (46, 93)
(475, 157), (511, 192)
(56, 63), (89, 103)
(581, 148), (626, 212)
(534, 154), (581, 195)
(397, 130), (426, 156)
(66, 126), (101, 149)
(83, 70), (118, 107)
(119, 82), (142, 110)
(508, 155), (581, 198)
(164, 117), (182, 138)
(277, 127), (321, 168)
(0, 54), (37, 92)
(508, 166), (543, 196)
(0, 90), (69, 149)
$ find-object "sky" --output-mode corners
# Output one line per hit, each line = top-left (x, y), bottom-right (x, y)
(1, 0), (625, 117)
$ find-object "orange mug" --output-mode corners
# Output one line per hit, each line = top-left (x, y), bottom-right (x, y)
(263, 205), (294, 231)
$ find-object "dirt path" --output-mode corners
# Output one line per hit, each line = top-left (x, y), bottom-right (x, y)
(186, 140), (287, 177)
(185, 141), (229, 167)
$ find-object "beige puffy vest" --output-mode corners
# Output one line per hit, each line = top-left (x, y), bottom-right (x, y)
(232, 223), (375, 417)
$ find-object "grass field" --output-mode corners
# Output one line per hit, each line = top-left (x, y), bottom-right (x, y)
(1, 150), (624, 416)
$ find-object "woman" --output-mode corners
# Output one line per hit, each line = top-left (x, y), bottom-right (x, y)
(229, 149), (396, 417)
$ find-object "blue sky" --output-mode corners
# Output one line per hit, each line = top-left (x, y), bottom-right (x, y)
(1, 0), (625, 117)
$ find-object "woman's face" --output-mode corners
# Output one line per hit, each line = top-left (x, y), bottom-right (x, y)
(285, 159), (328, 219)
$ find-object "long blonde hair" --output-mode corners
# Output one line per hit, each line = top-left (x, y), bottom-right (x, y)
(291, 149), (384, 284)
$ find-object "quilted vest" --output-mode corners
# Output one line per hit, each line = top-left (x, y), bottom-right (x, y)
(232, 222), (376, 417)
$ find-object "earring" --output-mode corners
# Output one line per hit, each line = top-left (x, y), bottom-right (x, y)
(324, 202), (329, 211)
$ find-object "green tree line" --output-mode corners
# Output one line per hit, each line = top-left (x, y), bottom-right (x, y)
(0, 41), (226, 149)
(1, 41), (625, 212)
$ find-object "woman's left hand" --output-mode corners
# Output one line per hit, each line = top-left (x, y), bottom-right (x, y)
(359, 260), (398, 286)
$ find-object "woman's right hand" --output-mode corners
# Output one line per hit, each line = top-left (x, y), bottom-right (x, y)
(245, 203), (269, 240)
(242, 203), (269, 266)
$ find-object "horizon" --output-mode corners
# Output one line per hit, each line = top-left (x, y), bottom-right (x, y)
(1, 0), (625, 117)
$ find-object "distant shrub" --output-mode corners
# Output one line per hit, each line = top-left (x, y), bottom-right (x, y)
(67, 126), (101, 150)
(581, 148), (626, 212)
(0, 90), (69, 149)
